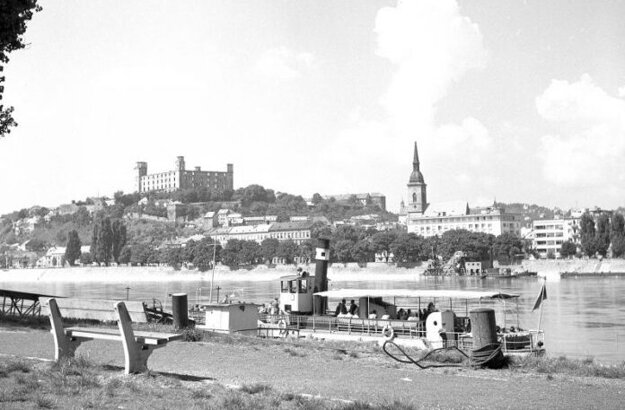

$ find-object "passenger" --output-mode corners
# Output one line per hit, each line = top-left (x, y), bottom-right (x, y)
(368, 309), (378, 319)
(270, 298), (279, 315)
(335, 299), (348, 316)
(406, 309), (412, 318)
(348, 299), (358, 316)
(397, 308), (406, 320)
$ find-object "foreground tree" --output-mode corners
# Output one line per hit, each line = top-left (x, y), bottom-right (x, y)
(64, 230), (81, 266)
(0, 0), (42, 136)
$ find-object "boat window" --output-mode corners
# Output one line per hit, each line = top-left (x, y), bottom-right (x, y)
(288, 280), (296, 293)
(281, 281), (288, 293)
(299, 279), (308, 293)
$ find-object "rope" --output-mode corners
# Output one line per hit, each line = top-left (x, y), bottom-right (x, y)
(382, 340), (505, 369)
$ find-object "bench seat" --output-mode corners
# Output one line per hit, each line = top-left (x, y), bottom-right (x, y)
(63, 327), (183, 345)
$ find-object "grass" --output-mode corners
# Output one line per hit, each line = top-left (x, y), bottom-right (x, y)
(0, 356), (420, 409)
(510, 354), (625, 379)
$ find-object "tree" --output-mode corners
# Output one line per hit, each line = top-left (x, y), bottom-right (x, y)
(193, 237), (220, 272)
(0, 0), (42, 136)
(311, 193), (323, 205)
(580, 213), (597, 257)
(595, 214), (611, 257)
(276, 240), (298, 264)
(130, 243), (151, 266)
(371, 231), (398, 262)
(239, 240), (262, 265)
(118, 246), (131, 264)
(64, 230), (81, 266)
(260, 238), (280, 263)
(111, 220), (127, 263)
(351, 240), (374, 264)
(390, 233), (423, 264)
(610, 213), (625, 258)
(492, 233), (523, 264)
(79, 252), (93, 265)
(560, 241), (577, 258)
(221, 239), (243, 268)
(333, 240), (354, 263)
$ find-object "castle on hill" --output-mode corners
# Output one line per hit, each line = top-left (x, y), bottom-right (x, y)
(134, 156), (233, 194)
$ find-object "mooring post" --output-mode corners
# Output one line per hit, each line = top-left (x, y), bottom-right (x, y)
(171, 293), (189, 329)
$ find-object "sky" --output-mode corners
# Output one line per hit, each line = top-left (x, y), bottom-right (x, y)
(1, 0), (625, 215)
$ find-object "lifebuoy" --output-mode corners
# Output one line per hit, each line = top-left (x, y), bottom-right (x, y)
(382, 325), (395, 340)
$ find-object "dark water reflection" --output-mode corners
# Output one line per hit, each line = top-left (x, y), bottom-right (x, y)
(5, 275), (625, 363)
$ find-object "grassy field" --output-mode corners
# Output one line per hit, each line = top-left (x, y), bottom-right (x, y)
(0, 356), (416, 410)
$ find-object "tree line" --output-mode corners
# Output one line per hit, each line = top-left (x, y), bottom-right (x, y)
(560, 212), (625, 258)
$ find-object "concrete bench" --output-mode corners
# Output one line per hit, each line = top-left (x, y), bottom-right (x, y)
(44, 298), (183, 374)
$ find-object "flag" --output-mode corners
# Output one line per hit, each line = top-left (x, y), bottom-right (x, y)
(532, 281), (547, 311)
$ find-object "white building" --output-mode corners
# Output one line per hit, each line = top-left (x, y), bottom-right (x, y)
(205, 221), (314, 246)
(530, 218), (580, 257)
(402, 142), (522, 238)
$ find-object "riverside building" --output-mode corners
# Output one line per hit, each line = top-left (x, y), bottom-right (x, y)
(135, 156), (233, 194)
(402, 142), (522, 238)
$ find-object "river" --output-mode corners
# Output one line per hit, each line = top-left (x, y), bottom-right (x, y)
(3, 270), (624, 364)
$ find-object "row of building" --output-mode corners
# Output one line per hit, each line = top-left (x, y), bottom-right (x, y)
(400, 142), (523, 239)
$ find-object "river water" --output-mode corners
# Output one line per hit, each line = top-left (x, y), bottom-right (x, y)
(4, 273), (625, 364)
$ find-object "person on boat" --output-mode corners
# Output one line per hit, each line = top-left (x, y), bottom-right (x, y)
(348, 299), (358, 316)
(335, 299), (348, 316)
(368, 309), (378, 319)
(397, 308), (406, 320)
(270, 297), (279, 315)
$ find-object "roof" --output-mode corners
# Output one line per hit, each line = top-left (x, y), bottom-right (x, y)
(422, 201), (469, 217)
(313, 289), (519, 300)
(269, 221), (314, 231)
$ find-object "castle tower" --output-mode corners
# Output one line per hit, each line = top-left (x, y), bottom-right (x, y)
(175, 156), (186, 172)
(406, 142), (427, 214)
(135, 162), (147, 193)
(226, 163), (234, 190)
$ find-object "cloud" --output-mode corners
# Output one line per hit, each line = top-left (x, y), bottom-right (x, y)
(375, 0), (487, 140)
(536, 74), (625, 188)
(255, 46), (315, 80)
(327, 0), (489, 211)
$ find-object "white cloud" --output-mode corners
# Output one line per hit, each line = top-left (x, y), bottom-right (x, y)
(327, 0), (489, 211)
(255, 46), (315, 80)
(537, 74), (625, 188)
(375, 0), (487, 141)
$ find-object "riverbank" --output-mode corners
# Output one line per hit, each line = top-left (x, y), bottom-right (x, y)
(3, 258), (625, 284)
(510, 259), (625, 280)
(0, 263), (425, 283)
(1, 326), (624, 409)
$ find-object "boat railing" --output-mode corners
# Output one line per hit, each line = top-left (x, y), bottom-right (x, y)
(258, 313), (427, 338)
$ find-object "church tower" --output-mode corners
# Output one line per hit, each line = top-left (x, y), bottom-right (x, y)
(406, 141), (427, 214)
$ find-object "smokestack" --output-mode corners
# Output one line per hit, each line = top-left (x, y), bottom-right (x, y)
(313, 238), (330, 315)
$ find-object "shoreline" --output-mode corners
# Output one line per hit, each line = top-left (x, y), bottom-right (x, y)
(3, 258), (625, 283)
(0, 263), (426, 283)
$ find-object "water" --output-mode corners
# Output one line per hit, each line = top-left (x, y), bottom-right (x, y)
(4, 273), (625, 364)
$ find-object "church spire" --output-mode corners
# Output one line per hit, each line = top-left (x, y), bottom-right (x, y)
(409, 141), (424, 184)
(413, 141), (420, 172)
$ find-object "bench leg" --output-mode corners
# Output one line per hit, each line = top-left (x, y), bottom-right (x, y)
(53, 334), (85, 362)
(123, 343), (159, 374)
